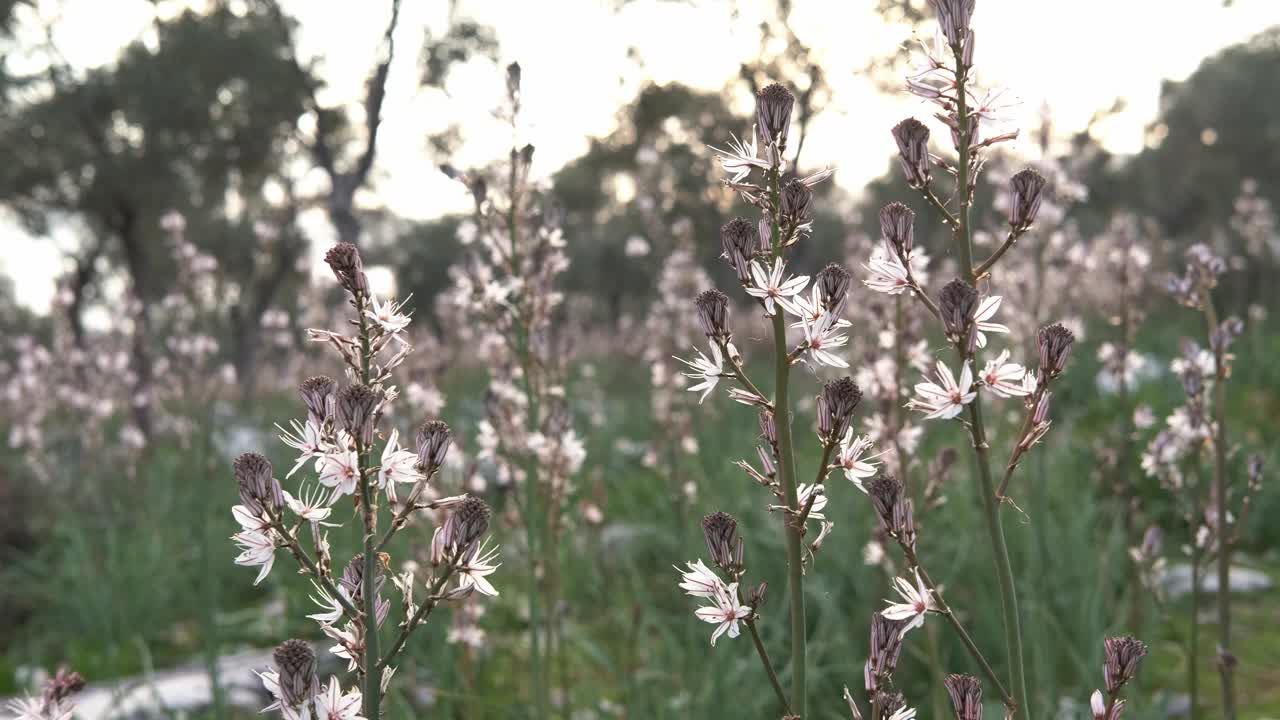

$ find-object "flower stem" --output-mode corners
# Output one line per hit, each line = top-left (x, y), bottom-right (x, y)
(1203, 297), (1235, 720)
(745, 618), (791, 715)
(355, 301), (382, 720)
(767, 167), (806, 718)
(951, 44), (1029, 717)
(378, 563), (457, 670)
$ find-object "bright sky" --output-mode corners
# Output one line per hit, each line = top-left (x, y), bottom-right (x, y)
(4, 0), (1279, 313)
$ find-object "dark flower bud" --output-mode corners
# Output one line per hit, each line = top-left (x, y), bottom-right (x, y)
(720, 218), (758, 284)
(1037, 323), (1075, 379)
(299, 375), (336, 428)
(758, 409), (778, 447)
(875, 690), (906, 717)
(815, 263), (852, 316)
(817, 377), (863, 443)
(435, 497), (491, 563)
(892, 118), (932, 189)
(939, 279), (979, 343)
(944, 674), (983, 720)
(335, 384), (379, 445)
(234, 452), (283, 517)
(1009, 168), (1048, 232)
(272, 639), (317, 708)
(324, 242), (369, 298)
(866, 473), (904, 533)
(701, 511), (744, 573)
(929, 0), (976, 48)
(780, 177), (814, 226)
(868, 612), (908, 679)
(416, 420), (452, 474)
(749, 580), (767, 608)
(694, 289), (732, 341)
(755, 83), (795, 147)
(339, 554), (366, 601)
(1103, 636), (1148, 694)
(879, 202), (916, 257)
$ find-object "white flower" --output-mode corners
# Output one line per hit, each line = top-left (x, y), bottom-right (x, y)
(745, 258), (809, 316)
(709, 129), (772, 183)
(674, 344), (724, 404)
(318, 449), (360, 501)
(979, 349), (1034, 398)
(308, 581), (348, 625)
(693, 581), (753, 646)
(232, 504), (271, 532)
(676, 559), (724, 599)
(314, 676), (365, 720)
(798, 312), (850, 368)
(284, 483), (336, 524)
(881, 569), (936, 635)
(862, 247), (912, 295)
(779, 285), (851, 329)
(795, 483), (827, 520)
(233, 529), (276, 585)
(6, 696), (74, 720)
(322, 624), (361, 672)
(974, 295), (1010, 348)
(456, 537), (501, 597)
(364, 295), (411, 335)
(836, 429), (881, 491)
(886, 706), (918, 720)
(378, 429), (420, 491)
(1091, 689), (1106, 719)
(278, 419), (328, 478)
(909, 360), (977, 420)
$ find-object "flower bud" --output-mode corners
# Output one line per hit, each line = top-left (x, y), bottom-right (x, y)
(817, 377), (862, 444)
(1103, 636), (1147, 694)
(928, 0), (976, 48)
(758, 409), (777, 447)
(868, 612), (907, 680)
(299, 375), (336, 428)
(1009, 168), (1048, 232)
(815, 263), (852, 316)
(892, 118), (931, 189)
(939, 279), (979, 345)
(866, 473), (912, 540)
(1037, 323), (1075, 379)
(944, 674), (983, 720)
(694, 289), (732, 341)
(748, 580), (767, 608)
(755, 82), (795, 147)
(780, 177), (814, 226)
(234, 452), (283, 517)
(701, 511), (744, 574)
(879, 202), (915, 258)
(416, 420), (453, 474)
(720, 218), (757, 284)
(874, 690), (906, 717)
(434, 497), (491, 563)
(335, 384), (379, 445)
(324, 242), (369, 297)
(272, 639), (317, 708)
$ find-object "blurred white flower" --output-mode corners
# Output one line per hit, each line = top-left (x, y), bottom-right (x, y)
(674, 344), (724, 404)
(457, 537), (501, 597)
(836, 430), (881, 491)
(233, 529), (276, 585)
(979, 349), (1034, 398)
(365, 296), (411, 335)
(799, 312), (850, 368)
(973, 295), (1010, 348)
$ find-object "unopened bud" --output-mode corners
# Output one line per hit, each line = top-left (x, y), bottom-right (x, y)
(879, 202), (915, 257)
(755, 83), (795, 148)
(234, 452), (283, 517)
(817, 377), (863, 443)
(1037, 323), (1075, 379)
(944, 673), (983, 720)
(272, 639), (317, 707)
(1009, 168), (1047, 232)
(416, 420), (452, 474)
(701, 511), (744, 574)
(892, 118), (931, 189)
(939, 279), (979, 346)
(1103, 636), (1148, 694)
(694, 289), (732, 341)
(780, 177), (814, 226)
(299, 375), (336, 428)
(335, 384), (379, 444)
(815, 263), (852, 316)
(720, 218), (757, 284)
(324, 242), (369, 298)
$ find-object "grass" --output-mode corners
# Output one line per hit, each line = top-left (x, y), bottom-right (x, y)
(1, 320), (1278, 719)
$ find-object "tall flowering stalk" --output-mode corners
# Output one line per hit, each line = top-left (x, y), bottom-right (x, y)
(230, 242), (499, 720)
(858, 0), (1083, 714)
(439, 62), (584, 716)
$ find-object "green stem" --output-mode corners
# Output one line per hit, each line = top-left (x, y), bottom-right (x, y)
(767, 167), (806, 718)
(746, 618), (791, 715)
(951, 43), (1029, 717)
(1189, 547), (1201, 720)
(1203, 297), (1235, 720)
(356, 300), (381, 720)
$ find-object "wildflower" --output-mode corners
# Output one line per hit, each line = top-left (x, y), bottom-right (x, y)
(694, 289), (732, 341)
(318, 449), (361, 501)
(1008, 168), (1047, 232)
(432, 497), (491, 564)
(278, 419), (328, 478)
(780, 177), (813, 226)
(799, 312), (850, 368)
(272, 639), (318, 709)
(891, 118), (931, 189)
(1037, 322), (1076, 379)
(866, 473), (912, 540)
(299, 375), (336, 428)
(378, 428), (420, 491)
(1090, 690), (1112, 720)
(710, 132), (770, 185)
(746, 257), (809, 316)
(882, 569), (936, 634)
(862, 247), (913, 295)
(232, 503), (271, 532)
(415, 420), (452, 474)
(694, 581), (753, 646)
(885, 706), (918, 720)
(779, 284), (852, 329)
(456, 537), (501, 597)
(314, 676), (364, 720)
(334, 384), (379, 445)
(364, 295), (411, 335)
(866, 612), (908, 685)
(719, 217), (759, 283)
(701, 511), (744, 574)
(728, 387), (770, 407)
(836, 429), (881, 490)
(1103, 636), (1148, 694)
(927, 0), (975, 48)
(308, 581), (348, 625)
(676, 559), (725, 598)
(973, 295), (1009, 348)
(5, 668), (84, 720)
(814, 262), (853, 316)
(938, 278), (979, 344)
(234, 452), (284, 518)
(674, 344), (724, 404)
(944, 674), (983, 720)
(817, 377), (863, 443)
(283, 483), (336, 524)
(880, 202), (915, 257)
(233, 529), (277, 585)
(324, 242), (369, 298)
(795, 483), (828, 520)
(910, 360), (977, 420)
(979, 349), (1033, 398)
(756, 82), (795, 148)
